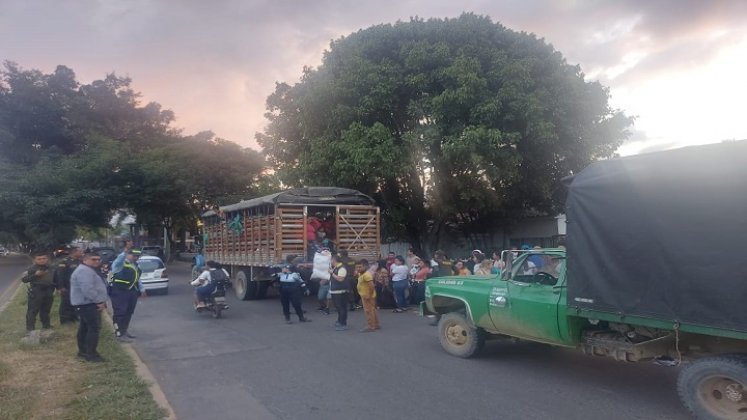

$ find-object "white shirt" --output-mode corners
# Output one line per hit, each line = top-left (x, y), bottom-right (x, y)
(522, 261), (537, 276)
(391, 264), (409, 282)
(191, 269), (213, 286)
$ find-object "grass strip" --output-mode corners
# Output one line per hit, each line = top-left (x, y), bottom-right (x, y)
(0, 285), (166, 420)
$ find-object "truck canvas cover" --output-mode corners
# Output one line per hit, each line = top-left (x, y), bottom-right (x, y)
(204, 187), (375, 215)
(565, 140), (747, 332)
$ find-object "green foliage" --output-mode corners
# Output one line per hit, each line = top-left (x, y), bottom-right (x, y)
(0, 62), (266, 250)
(258, 14), (633, 248)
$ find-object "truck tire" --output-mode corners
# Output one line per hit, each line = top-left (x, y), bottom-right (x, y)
(677, 354), (747, 419)
(234, 269), (261, 301)
(438, 312), (485, 358)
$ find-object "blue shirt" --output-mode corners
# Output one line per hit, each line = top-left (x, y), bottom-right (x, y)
(279, 272), (302, 283)
(528, 254), (544, 269)
(194, 254), (205, 269)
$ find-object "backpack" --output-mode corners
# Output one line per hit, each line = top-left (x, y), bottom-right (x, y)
(210, 269), (229, 286)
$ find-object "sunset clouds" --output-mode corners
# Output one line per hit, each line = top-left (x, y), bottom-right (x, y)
(1, 0), (745, 154)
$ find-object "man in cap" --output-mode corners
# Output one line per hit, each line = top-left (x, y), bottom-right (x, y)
(277, 263), (310, 324)
(109, 243), (145, 342)
(70, 252), (108, 362)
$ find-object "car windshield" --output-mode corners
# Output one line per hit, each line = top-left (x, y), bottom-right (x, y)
(138, 259), (164, 272)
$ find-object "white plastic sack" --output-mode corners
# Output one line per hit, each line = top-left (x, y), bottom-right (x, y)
(311, 250), (331, 281)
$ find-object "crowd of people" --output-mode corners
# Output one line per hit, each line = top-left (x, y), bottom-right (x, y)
(282, 246), (522, 332)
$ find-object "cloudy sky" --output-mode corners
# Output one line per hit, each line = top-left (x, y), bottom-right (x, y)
(2, 0), (746, 155)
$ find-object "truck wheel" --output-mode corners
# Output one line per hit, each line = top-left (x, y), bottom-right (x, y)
(438, 312), (485, 358)
(677, 354), (747, 419)
(234, 269), (260, 300)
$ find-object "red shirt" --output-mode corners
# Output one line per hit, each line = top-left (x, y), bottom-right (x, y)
(413, 266), (431, 282)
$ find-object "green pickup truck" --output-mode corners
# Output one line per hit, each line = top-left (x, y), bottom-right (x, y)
(423, 141), (747, 420)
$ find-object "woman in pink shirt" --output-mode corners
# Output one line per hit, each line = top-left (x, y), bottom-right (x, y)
(410, 257), (431, 305)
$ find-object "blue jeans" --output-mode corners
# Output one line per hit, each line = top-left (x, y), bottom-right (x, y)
(196, 283), (216, 300)
(392, 280), (409, 309)
(317, 283), (330, 301)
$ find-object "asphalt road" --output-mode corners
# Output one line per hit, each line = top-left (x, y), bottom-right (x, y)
(129, 261), (690, 420)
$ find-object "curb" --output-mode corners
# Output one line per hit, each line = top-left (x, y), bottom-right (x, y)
(103, 311), (177, 419)
(0, 276), (22, 313)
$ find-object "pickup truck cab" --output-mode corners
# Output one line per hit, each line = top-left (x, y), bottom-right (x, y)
(425, 249), (576, 357)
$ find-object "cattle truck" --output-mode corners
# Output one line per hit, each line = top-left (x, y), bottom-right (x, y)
(202, 187), (380, 300)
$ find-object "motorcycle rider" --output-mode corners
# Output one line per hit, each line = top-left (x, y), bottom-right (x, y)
(191, 260), (220, 309)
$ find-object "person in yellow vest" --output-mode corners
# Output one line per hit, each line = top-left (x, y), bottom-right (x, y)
(109, 245), (145, 342)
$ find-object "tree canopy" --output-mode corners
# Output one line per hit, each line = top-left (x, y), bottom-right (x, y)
(0, 62), (269, 250)
(258, 14), (633, 250)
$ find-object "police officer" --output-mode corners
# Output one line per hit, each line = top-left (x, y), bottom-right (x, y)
(22, 251), (57, 332)
(278, 264), (311, 324)
(55, 246), (82, 324)
(109, 245), (145, 342)
(338, 250), (360, 311)
(329, 254), (349, 331)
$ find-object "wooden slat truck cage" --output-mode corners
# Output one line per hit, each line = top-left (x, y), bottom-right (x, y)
(202, 187), (380, 300)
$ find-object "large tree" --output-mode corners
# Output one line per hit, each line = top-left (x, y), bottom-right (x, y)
(0, 62), (267, 250)
(258, 14), (633, 250)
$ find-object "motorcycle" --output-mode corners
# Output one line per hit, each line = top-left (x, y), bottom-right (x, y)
(196, 282), (230, 318)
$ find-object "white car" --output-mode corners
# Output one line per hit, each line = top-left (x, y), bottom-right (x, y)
(0, 247), (9, 256)
(137, 256), (169, 294)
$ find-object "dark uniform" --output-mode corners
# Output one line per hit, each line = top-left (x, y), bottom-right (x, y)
(330, 262), (349, 329)
(278, 266), (310, 323)
(22, 263), (57, 331)
(55, 256), (80, 324)
(341, 257), (359, 310)
(110, 260), (142, 338)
